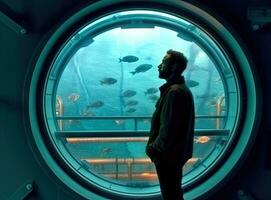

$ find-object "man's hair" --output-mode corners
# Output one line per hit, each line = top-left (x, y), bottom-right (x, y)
(166, 49), (188, 74)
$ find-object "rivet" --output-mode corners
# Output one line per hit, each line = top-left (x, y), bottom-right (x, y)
(26, 184), (33, 191)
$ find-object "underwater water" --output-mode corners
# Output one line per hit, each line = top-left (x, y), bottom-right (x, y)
(55, 26), (227, 185)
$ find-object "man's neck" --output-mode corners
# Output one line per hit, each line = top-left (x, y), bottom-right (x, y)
(166, 74), (180, 83)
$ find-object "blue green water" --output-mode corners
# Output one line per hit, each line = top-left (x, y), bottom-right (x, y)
(55, 27), (226, 183)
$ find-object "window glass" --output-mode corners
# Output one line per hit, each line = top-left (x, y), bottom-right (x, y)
(46, 10), (238, 189)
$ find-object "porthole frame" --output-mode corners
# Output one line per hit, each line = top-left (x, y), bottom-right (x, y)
(26, 1), (261, 200)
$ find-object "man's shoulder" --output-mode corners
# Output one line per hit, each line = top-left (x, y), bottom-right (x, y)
(169, 83), (185, 91)
(168, 84), (193, 98)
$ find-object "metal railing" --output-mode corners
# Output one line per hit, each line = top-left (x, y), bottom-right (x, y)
(54, 96), (229, 181)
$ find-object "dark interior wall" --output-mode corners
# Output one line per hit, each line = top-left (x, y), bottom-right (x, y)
(0, 0), (270, 199)
(196, 1), (271, 200)
(0, 1), (97, 199)
(193, 1), (271, 199)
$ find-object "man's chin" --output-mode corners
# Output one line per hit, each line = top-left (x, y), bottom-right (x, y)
(158, 73), (164, 78)
(159, 74), (166, 79)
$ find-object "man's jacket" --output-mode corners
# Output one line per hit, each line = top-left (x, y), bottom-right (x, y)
(146, 76), (195, 165)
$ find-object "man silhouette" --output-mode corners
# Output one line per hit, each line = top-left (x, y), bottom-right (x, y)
(146, 49), (195, 200)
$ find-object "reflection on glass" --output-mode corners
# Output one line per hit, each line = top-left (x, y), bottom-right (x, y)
(45, 10), (238, 190)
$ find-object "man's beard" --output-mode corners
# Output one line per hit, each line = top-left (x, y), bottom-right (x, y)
(159, 70), (171, 79)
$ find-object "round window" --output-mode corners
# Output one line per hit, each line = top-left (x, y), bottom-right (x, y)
(29, 2), (260, 200)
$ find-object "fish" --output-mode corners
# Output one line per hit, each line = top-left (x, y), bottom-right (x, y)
(126, 108), (136, 113)
(143, 119), (151, 124)
(101, 147), (112, 154)
(68, 93), (80, 102)
(139, 119), (151, 124)
(100, 77), (117, 85)
(196, 93), (217, 99)
(114, 119), (125, 125)
(119, 55), (139, 63)
(186, 80), (199, 88)
(124, 100), (138, 107)
(67, 119), (80, 125)
(87, 100), (104, 109)
(145, 56), (152, 60)
(144, 87), (158, 95)
(130, 64), (153, 75)
(148, 95), (159, 102)
(121, 90), (136, 98)
(194, 136), (211, 144)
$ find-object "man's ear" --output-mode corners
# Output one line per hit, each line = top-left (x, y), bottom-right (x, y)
(171, 63), (178, 72)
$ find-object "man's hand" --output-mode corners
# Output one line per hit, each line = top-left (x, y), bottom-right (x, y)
(146, 143), (161, 162)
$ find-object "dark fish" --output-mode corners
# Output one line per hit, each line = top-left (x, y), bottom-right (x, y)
(145, 56), (152, 60)
(119, 55), (139, 63)
(126, 108), (136, 113)
(68, 93), (80, 102)
(148, 95), (159, 102)
(87, 100), (104, 108)
(124, 100), (138, 107)
(130, 64), (153, 75)
(144, 87), (158, 95)
(186, 80), (199, 88)
(100, 77), (117, 85)
(121, 90), (136, 98)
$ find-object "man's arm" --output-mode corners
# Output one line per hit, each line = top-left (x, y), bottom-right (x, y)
(151, 90), (186, 153)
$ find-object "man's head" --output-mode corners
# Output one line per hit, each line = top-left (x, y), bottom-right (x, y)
(158, 49), (188, 79)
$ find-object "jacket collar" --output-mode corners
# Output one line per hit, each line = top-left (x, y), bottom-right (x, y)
(159, 75), (185, 94)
